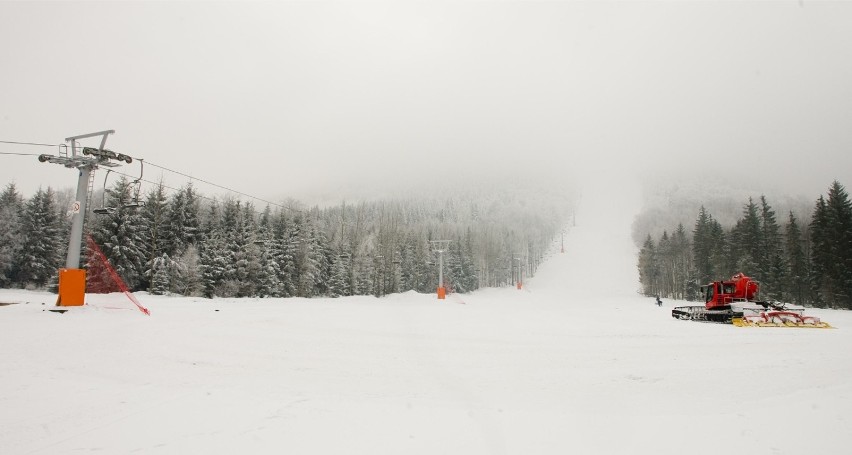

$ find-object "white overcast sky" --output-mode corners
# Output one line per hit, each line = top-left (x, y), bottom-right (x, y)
(1, 1), (851, 202)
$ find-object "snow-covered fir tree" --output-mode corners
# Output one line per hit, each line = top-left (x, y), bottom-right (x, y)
(88, 177), (148, 290)
(142, 181), (170, 291)
(328, 250), (351, 298)
(398, 236), (417, 292)
(785, 212), (808, 306)
(638, 234), (658, 297)
(0, 184), (25, 287)
(255, 240), (282, 298)
(172, 245), (202, 296)
(289, 213), (309, 296)
(309, 223), (331, 296)
(226, 201), (257, 297)
(352, 248), (374, 297)
(200, 226), (228, 298)
(166, 183), (200, 255)
(447, 232), (478, 293)
(150, 252), (176, 295)
(811, 181), (852, 308)
(731, 198), (761, 275)
(14, 187), (63, 287)
(271, 211), (295, 297)
(298, 222), (327, 297)
(758, 196), (785, 299)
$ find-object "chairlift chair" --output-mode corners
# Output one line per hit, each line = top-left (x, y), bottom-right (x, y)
(123, 159), (146, 210)
(92, 170), (115, 215)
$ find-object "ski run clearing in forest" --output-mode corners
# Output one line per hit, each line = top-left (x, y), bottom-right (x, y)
(2, 176), (851, 455)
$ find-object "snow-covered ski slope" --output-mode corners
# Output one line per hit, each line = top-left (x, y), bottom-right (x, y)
(2, 176), (852, 455)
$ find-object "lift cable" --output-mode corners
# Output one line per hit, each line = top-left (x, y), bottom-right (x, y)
(138, 159), (291, 210)
(2, 137), (298, 212)
(0, 151), (40, 156)
(108, 165), (300, 212)
(0, 140), (61, 147)
(106, 169), (220, 205)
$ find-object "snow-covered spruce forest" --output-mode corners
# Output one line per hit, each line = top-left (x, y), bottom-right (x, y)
(0, 178), (573, 298)
(636, 180), (852, 310)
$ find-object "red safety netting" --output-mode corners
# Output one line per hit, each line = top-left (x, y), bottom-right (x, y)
(86, 235), (150, 316)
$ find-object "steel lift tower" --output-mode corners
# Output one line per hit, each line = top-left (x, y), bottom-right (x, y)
(38, 130), (130, 308)
(430, 240), (451, 300)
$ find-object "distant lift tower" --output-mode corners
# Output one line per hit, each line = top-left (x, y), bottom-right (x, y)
(38, 130), (130, 308)
(514, 256), (525, 290)
(430, 240), (451, 300)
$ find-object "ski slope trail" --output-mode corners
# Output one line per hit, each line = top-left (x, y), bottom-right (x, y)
(525, 172), (642, 300)
(2, 176), (852, 455)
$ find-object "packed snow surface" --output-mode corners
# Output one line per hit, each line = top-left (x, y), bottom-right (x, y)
(2, 178), (851, 455)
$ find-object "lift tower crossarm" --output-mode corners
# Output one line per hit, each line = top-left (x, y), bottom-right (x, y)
(66, 129), (115, 157)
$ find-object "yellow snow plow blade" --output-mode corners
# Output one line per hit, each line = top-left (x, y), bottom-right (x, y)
(733, 316), (833, 329)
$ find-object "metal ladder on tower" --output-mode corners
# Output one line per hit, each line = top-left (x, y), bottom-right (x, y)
(84, 168), (96, 223)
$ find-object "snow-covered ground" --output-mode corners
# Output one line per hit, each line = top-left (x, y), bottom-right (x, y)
(2, 178), (851, 455)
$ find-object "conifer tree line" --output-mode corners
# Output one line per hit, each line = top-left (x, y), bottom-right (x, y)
(638, 181), (852, 309)
(0, 178), (568, 298)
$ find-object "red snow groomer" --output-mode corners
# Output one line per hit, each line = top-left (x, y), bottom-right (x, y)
(672, 273), (832, 328)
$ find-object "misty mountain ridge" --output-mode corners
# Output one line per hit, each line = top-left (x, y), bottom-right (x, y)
(633, 174), (827, 246)
(273, 168), (578, 211)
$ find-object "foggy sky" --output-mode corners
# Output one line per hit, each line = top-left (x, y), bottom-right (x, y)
(1, 1), (851, 202)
